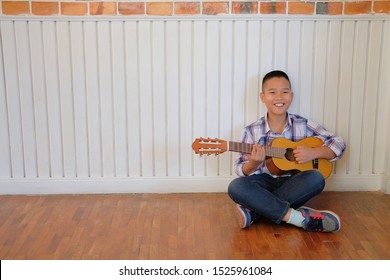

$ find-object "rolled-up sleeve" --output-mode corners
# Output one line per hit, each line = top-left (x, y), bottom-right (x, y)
(307, 120), (346, 162)
(234, 128), (263, 177)
(235, 153), (248, 177)
(323, 135), (346, 162)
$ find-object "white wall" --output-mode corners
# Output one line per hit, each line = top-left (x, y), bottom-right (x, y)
(0, 16), (389, 194)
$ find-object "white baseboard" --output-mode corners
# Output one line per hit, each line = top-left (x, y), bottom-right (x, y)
(0, 174), (387, 195)
(325, 174), (385, 192)
(0, 177), (230, 195)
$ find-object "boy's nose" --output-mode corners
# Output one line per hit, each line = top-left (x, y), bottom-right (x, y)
(275, 91), (283, 98)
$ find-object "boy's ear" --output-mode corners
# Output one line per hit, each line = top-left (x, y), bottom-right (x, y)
(259, 92), (265, 103)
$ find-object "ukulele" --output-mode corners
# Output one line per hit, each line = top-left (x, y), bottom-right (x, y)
(192, 137), (332, 179)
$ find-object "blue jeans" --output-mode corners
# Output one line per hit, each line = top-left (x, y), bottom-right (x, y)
(228, 170), (325, 224)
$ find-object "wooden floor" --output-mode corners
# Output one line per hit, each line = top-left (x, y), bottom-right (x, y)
(0, 191), (389, 260)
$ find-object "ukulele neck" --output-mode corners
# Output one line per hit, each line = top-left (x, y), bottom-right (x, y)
(228, 141), (286, 159)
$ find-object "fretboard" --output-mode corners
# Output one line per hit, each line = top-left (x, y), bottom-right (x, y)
(228, 141), (286, 159)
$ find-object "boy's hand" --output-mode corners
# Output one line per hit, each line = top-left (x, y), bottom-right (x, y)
(293, 146), (317, 164)
(249, 145), (266, 165)
(293, 145), (336, 163)
(242, 145), (265, 176)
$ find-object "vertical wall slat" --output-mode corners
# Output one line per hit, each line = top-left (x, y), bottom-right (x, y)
(70, 21), (89, 178)
(273, 21), (288, 70)
(15, 21), (38, 178)
(259, 20), (274, 93)
(349, 21), (369, 175)
(323, 21), (342, 133)
(138, 21), (154, 177)
(192, 20), (206, 176)
(29, 21), (50, 178)
(42, 22), (63, 178)
(335, 21), (354, 175)
(1, 21), (25, 178)
(179, 21), (194, 177)
(375, 21), (390, 175)
(205, 20), (220, 176)
(97, 22), (115, 177)
(246, 21), (261, 130)
(111, 21), (128, 178)
(57, 21), (77, 177)
(298, 21), (315, 119)
(324, 21), (343, 175)
(0, 25), (12, 178)
(232, 21), (247, 139)
(151, 21), (167, 177)
(84, 21), (102, 177)
(286, 20), (301, 115)
(124, 21), (141, 177)
(361, 21), (383, 175)
(312, 21), (328, 124)
(218, 21), (234, 176)
(166, 21), (181, 177)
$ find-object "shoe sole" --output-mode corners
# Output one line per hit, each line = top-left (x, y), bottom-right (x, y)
(299, 206), (341, 232)
(235, 204), (250, 229)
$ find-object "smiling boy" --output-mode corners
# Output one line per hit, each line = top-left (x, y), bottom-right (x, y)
(228, 70), (346, 232)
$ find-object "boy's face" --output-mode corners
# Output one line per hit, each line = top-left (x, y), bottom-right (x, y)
(260, 77), (293, 117)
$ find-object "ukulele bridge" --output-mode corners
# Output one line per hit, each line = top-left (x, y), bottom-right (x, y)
(312, 159), (319, 170)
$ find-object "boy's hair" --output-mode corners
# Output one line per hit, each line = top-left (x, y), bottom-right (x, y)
(262, 70), (291, 91)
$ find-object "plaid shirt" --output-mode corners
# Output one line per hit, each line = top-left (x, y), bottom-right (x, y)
(235, 113), (346, 177)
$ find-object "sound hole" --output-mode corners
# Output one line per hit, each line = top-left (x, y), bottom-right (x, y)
(285, 148), (295, 161)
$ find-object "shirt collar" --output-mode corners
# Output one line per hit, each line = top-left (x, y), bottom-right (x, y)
(264, 112), (292, 134)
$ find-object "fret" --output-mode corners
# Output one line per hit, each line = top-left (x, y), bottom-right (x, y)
(229, 141), (251, 154)
(228, 141), (285, 159)
(265, 146), (285, 159)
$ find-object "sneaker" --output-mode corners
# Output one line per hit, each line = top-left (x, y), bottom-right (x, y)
(298, 206), (341, 232)
(235, 204), (256, 229)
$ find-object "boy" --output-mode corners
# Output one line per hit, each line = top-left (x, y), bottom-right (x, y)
(228, 70), (346, 232)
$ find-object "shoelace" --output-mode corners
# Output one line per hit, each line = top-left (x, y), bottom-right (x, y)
(301, 210), (326, 232)
(304, 212), (326, 231)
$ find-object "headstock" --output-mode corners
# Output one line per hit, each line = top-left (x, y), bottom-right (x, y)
(192, 138), (228, 156)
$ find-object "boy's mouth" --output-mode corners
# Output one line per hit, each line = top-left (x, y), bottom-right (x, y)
(274, 103), (285, 107)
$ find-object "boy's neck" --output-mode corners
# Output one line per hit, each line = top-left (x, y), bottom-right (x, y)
(267, 112), (288, 134)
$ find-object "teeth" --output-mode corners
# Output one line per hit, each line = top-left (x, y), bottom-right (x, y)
(275, 103), (284, 107)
